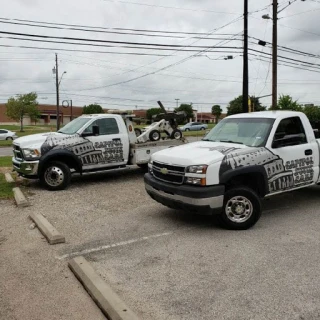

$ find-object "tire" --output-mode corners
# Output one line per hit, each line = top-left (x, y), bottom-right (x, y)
(170, 129), (182, 140)
(218, 186), (262, 230)
(134, 128), (142, 137)
(185, 128), (190, 132)
(200, 127), (205, 131)
(40, 161), (71, 191)
(149, 130), (161, 141)
(6, 137), (13, 140)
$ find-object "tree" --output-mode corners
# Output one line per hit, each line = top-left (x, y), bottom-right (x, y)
(227, 95), (266, 116)
(277, 95), (302, 111)
(303, 104), (320, 126)
(175, 104), (194, 121)
(6, 92), (39, 132)
(211, 105), (222, 123)
(82, 104), (104, 114)
(146, 108), (162, 120)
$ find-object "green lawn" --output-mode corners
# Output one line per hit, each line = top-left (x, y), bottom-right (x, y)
(0, 157), (13, 167)
(0, 125), (51, 147)
(0, 173), (14, 199)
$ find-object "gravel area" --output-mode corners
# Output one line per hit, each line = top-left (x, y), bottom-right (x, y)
(2, 167), (320, 319)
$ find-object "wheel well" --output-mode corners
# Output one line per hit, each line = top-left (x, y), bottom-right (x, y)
(42, 156), (81, 172)
(225, 173), (267, 197)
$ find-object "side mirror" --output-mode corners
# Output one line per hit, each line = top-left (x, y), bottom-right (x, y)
(92, 125), (99, 136)
(81, 125), (100, 137)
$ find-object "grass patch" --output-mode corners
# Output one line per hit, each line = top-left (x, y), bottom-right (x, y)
(0, 173), (14, 199)
(0, 157), (12, 167)
(0, 140), (13, 147)
(0, 125), (51, 147)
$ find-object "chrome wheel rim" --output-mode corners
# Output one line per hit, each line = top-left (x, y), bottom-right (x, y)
(44, 166), (64, 187)
(152, 132), (160, 140)
(174, 131), (181, 139)
(225, 196), (253, 223)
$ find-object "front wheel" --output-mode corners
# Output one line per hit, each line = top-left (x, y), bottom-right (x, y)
(6, 137), (13, 140)
(40, 161), (71, 191)
(171, 129), (182, 140)
(218, 186), (261, 230)
(200, 127), (205, 131)
(149, 130), (161, 141)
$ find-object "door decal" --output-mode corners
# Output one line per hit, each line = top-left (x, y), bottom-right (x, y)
(214, 146), (314, 193)
(40, 134), (124, 166)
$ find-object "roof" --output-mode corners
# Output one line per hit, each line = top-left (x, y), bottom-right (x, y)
(227, 110), (305, 119)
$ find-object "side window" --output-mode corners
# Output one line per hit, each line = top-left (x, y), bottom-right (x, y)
(0, 130), (6, 134)
(273, 117), (307, 148)
(83, 118), (119, 135)
(97, 118), (119, 135)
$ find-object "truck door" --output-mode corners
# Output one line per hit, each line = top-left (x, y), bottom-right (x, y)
(266, 116), (319, 194)
(80, 117), (129, 169)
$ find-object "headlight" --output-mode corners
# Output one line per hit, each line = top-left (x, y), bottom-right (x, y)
(186, 165), (208, 174)
(22, 148), (41, 160)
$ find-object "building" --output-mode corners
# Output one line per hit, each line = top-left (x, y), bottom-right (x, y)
(0, 103), (84, 126)
(196, 112), (227, 124)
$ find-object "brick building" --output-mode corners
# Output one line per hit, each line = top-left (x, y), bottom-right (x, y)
(196, 112), (226, 124)
(0, 103), (84, 126)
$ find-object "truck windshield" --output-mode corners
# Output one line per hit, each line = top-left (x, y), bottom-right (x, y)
(203, 118), (275, 147)
(58, 118), (91, 135)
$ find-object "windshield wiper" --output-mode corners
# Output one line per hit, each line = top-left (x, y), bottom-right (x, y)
(219, 140), (243, 145)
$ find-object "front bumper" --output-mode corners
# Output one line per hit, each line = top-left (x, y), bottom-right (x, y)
(12, 157), (39, 177)
(144, 173), (224, 214)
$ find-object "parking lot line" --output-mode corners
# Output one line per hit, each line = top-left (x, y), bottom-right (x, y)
(57, 231), (173, 260)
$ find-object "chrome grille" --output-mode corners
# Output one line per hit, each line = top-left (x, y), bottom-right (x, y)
(152, 161), (185, 185)
(13, 145), (24, 160)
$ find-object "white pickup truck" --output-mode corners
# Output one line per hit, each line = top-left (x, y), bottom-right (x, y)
(145, 111), (320, 230)
(12, 113), (185, 190)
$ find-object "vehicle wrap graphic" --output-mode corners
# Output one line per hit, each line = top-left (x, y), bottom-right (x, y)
(204, 146), (314, 194)
(40, 134), (124, 166)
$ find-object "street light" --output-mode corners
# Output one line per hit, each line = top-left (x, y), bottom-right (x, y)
(59, 71), (67, 86)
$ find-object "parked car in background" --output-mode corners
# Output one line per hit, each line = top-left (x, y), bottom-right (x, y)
(0, 129), (17, 140)
(180, 122), (208, 132)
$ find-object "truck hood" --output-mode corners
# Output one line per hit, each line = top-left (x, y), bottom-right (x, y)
(14, 132), (67, 149)
(152, 141), (250, 166)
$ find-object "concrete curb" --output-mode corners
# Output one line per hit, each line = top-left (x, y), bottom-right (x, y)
(69, 256), (140, 320)
(12, 187), (29, 207)
(29, 212), (65, 245)
(5, 172), (14, 183)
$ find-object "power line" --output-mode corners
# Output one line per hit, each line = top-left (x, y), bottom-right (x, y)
(0, 44), (170, 56)
(0, 30), (244, 49)
(102, 0), (240, 15)
(0, 17), (238, 36)
(0, 20), (243, 41)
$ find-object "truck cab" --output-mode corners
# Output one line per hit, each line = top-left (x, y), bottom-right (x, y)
(144, 111), (320, 230)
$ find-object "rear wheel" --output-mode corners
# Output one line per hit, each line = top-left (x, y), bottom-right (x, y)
(40, 161), (71, 191)
(218, 186), (261, 230)
(149, 130), (161, 141)
(200, 127), (205, 131)
(137, 163), (148, 172)
(171, 129), (182, 140)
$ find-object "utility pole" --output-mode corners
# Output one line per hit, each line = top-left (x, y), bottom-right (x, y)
(175, 99), (180, 109)
(272, 0), (278, 110)
(70, 99), (73, 121)
(55, 53), (60, 130)
(242, 0), (249, 113)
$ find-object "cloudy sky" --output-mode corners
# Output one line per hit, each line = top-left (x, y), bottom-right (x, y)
(1, 0), (320, 113)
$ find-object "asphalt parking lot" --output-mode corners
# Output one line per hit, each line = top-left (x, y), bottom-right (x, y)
(6, 167), (320, 320)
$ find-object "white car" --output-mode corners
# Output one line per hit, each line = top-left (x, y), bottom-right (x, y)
(0, 129), (17, 141)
